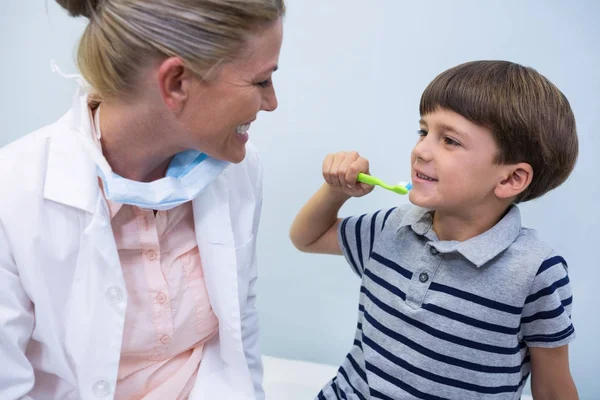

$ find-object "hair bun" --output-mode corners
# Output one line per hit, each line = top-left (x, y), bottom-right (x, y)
(56, 0), (101, 19)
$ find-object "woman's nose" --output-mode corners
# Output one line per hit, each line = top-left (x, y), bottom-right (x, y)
(262, 86), (278, 112)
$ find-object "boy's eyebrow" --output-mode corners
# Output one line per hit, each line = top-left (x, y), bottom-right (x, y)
(420, 119), (469, 139)
(419, 119), (469, 139)
(438, 123), (469, 139)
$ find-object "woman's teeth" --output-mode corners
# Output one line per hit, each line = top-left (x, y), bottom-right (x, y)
(417, 172), (436, 181)
(237, 124), (251, 135)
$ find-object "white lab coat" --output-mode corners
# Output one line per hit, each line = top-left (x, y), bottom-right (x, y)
(0, 91), (264, 400)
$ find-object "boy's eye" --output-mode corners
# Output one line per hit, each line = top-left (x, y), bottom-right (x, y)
(257, 79), (272, 88)
(444, 136), (461, 146)
(417, 129), (428, 137)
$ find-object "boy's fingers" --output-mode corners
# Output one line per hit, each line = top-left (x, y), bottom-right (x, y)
(322, 154), (334, 185)
(323, 151), (365, 193)
(346, 157), (369, 187)
(329, 152), (346, 187)
(345, 163), (358, 189)
(357, 157), (370, 175)
(360, 183), (374, 193)
(338, 152), (358, 187)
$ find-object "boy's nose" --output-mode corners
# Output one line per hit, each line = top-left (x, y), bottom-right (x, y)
(412, 137), (434, 162)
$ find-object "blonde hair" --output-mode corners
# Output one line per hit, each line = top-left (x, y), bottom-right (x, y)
(56, 0), (285, 98)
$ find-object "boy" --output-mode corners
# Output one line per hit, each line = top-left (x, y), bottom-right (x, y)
(290, 61), (578, 400)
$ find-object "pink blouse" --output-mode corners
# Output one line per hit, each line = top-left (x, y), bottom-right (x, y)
(93, 108), (218, 400)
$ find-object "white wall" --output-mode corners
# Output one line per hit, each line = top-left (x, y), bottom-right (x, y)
(1, 1), (598, 398)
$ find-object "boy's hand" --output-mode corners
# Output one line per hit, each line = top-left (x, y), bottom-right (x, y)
(323, 151), (374, 198)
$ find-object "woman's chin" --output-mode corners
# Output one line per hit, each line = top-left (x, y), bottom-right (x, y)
(224, 146), (247, 164)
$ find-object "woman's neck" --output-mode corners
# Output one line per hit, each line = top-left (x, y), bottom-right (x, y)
(96, 101), (181, 182)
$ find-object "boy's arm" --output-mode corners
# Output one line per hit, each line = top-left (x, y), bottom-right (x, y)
(530, 345), (578, 400)
(289, 183), (348, 254)
(522, 255), (577, 399)
(289, 151), (373, 255)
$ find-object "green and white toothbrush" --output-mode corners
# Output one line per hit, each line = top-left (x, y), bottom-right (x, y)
(356, 173), (412, 195)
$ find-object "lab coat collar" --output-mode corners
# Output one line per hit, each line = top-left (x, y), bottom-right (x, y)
(43, 89), (101, 215)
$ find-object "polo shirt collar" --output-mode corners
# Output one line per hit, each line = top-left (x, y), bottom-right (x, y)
(397, 205), (522, 268)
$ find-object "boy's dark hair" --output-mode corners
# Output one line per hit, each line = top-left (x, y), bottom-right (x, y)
(420, 60), (578, 203)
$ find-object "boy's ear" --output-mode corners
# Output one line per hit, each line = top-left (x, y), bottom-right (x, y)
(495, 163), (533, 200)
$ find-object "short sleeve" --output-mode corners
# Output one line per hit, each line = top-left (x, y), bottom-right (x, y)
(521, 255), (575, 348)
(337, 207), (397, 277)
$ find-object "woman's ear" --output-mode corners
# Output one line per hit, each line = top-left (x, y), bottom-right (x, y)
(495, 162), (533, 200)
(157, 57), (193, 114)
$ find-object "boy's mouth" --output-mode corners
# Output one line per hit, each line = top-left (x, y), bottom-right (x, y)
(415, 171), (438, 182)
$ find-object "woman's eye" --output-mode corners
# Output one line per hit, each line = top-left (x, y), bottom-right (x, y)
(257, 79), (272, 88)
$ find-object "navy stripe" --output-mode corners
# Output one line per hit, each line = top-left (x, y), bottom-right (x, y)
(338, 365), (367, 400)
(359, 304), (365, 313)
(524, 324), (575, 343)
(371, 252), (413, 279)
(356, 214), (366, 272)
(518, 372), (530, 388)
(562, 296), (573, 307)
(357, 322), (363, 331)
(525, 276), (570, 304)
(365, 268), (407, 301)
(341, 218), (360, 276)
(330, 379), (340, 398)
(537, 256), (567, 275)
(525, 328), (574, 344)
(381, 207), (396, 231)
(430, 283), (522, 315)
(353, 339), (363, 350)
(422, 303), (520, 335)
(364, 336), (519, 394)
(366, 362), (451, 400)
(369, 388), (395, 400)
(369, 210), (381, 260)
(362, 286), (520, 354)
(521, 304), (565, 324)
(347, 353), (368, 383)
(339, 386), (348, 400)
(318, 387), (327, 400)
(364, 310), (522, 373)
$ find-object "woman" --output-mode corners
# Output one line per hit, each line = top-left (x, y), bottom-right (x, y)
(0, 0), (284, 399)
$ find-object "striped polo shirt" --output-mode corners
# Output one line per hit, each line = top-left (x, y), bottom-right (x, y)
(317, 205), (575, 400)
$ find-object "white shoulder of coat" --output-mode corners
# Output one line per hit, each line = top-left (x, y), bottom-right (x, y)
(0, 111), (73, 206)
(0, 110), (72, 165)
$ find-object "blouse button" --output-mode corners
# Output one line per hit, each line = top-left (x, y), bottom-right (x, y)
(147, 250), (158, 261)
(160, 334), (171, 345)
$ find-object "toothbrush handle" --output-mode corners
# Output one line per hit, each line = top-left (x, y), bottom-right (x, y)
(357, 173), (382, 187)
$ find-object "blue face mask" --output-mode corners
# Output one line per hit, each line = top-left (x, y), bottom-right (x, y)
(90, 106), (229, 211)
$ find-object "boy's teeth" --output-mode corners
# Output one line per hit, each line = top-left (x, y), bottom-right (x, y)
(237, 124), (250, 134)
(418, 172), (435, 181)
